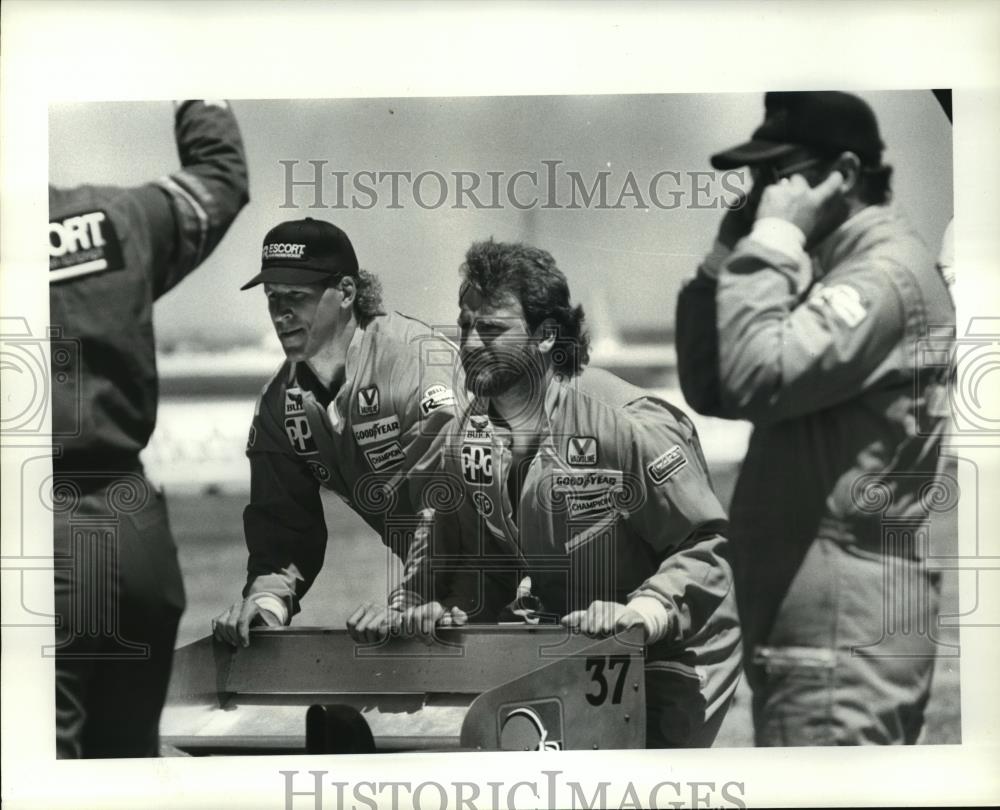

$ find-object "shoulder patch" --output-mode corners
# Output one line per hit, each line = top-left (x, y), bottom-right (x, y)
(647, 445), (687, 485)
(811, 284), (867, 328)
(420, 384), (456, 416)
(49, 209), (125, 283)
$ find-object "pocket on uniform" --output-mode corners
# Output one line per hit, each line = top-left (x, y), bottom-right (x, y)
(753, 646), (837, 746)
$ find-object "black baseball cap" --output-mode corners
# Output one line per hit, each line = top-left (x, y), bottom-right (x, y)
(711, 91), (885, 170)
(240, 217), (359, 290)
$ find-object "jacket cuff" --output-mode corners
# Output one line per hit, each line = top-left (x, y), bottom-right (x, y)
(747, 217), (807, 262)
(625, 595), (674, 645)
(249, 593), (289, 626)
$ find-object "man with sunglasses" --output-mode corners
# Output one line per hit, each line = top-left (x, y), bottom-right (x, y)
(676, 91), (955, 745)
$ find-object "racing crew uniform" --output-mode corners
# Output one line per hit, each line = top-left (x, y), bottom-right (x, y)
(403, 368), (743, 748)
(676, 204), (955, 745)
(242, 311), (462, 625)
(49, 100), (249, 757)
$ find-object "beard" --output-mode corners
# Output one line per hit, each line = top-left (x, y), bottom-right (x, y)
(462, 342), (544, 399)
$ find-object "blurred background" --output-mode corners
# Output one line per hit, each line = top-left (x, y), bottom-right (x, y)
(49, 91), (958, 744)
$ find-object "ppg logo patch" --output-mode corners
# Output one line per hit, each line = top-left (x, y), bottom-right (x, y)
(49, 210), (125, 283)
(358, 386), (380, 417)
(462, 444), (493, 484)
(647, 445), (687, 485)
(285, 415), (318, 455)
(566, 436), (598, 466)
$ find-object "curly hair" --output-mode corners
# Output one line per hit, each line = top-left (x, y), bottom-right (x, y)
(459, 238), (590, 376)
(333, 268), (384, 327)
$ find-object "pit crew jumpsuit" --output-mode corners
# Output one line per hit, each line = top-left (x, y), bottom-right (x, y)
(676, 205), (955, 745)
(402, 368), (743, 748)
(49, 100), (249, 757)
(241, 312), (463, 624)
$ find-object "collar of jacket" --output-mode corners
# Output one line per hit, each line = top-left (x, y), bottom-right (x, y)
(463, 370), (566, 436)
(812, 203), (896, 276)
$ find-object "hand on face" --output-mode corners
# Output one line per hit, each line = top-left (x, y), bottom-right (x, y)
(755, 170), (845, 242)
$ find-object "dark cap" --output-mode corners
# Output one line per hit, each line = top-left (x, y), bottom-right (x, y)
(240, 217), (359, 290)
(710, 91), (885, 170)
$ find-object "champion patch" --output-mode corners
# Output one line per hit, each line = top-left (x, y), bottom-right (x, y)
(49, 209), (125, 283)
(307, 461), (331, 482)
(461, 444), (494, 484)
(647, 445), (687, 485)
(365, 441), (405, 471)
(420, 384), (456, 416)
(565, 490), (617, 521)
(285, 388), (305, 415)
(358, 385), (380, 417)
(352, 415), (401, 446)
(566, 436), (598, 467)
(473, 491), (495, 517)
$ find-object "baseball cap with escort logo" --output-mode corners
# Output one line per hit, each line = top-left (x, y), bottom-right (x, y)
(710, 91), (885, 170)
(240, 217), (359, 290)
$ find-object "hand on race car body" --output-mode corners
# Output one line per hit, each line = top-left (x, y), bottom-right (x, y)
(346, 602), (402, 643)
(755, 170), (844, 242)
(212, 597), (282, 648)
(561, 600), (646, 639)
(399, 601), (469, 644)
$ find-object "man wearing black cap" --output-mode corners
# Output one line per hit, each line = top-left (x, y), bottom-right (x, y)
(212, 217), (463, 646)
(676, 91), (955, 745)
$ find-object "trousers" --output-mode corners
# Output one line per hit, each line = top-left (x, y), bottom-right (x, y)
(53, 474), (185, 758)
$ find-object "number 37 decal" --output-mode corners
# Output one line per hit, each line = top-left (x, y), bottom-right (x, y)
(585, 655), (631, 706)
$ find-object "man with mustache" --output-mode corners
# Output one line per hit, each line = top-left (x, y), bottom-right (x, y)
(675, 91), (955, 745)
(364, 238), (742, 748)
(212, 217), (462, 646)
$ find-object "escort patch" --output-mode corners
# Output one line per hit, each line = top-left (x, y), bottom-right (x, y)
(307, 461), (331, 482)
(647, 445), (687, 485)
(473, 491), (495, 518)
(285, 388), (305, 415)
(284, 415), (318, 455)
(566, 436), (598, 467)
(352, 415), (401, 446)
(49, 210), (125, 283)
(420, 384), (456, 416)
(262, 242), (306, 261)
(462, 444), (494, 484)
(357, 386), (380, 417)
(365, 441), (405, 471)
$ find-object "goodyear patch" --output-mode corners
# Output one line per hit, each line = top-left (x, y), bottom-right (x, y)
(420, 384), (456, 416)
(357, 385), (380, 417)
(551, 470), (622, 492)
(365, 441), (405, 471)
(352, 415), (401, 446)
(647, 445), (687, 485)
(461, 444), (493, 484)
(49, 210), (125, 283)
(566, 436), (598, 467)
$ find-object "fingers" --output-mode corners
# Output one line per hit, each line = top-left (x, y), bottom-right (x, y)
(560, 610), (585, 631)
(212, 601), (243, 647)
(812, 169), (844, 200)
(561, 602), (619, 636)
(347, 602), (396, 643)
(237, 599), (261, 648)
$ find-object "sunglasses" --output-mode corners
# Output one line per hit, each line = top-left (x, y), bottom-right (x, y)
(752, 156), (829, 186)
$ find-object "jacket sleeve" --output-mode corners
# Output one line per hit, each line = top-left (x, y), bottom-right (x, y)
(675, 270), (731, 418)
(138, 100), (250, 299)
(618, 398), (734, 648)
(242, 395), (328, 622)
(713, 236), (906, 424)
